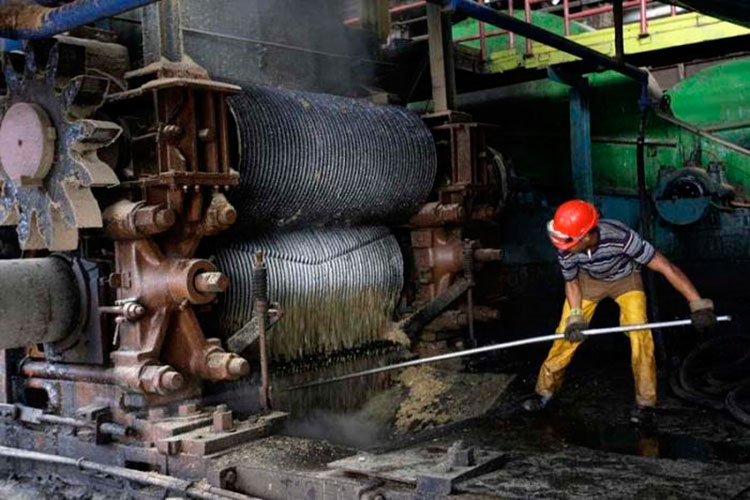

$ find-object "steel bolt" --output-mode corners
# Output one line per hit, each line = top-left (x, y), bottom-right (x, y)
(148, 407), (167, 421)
(194, 272), (230, 293)
(162, 371), (184, 392)
(212, 407), (234, 433)
(121, 302), (146, 321)
(217, 205), (237, 226)
(162, 124), (182, 140)
(178, 403), (198, 417)
(198, 128), (212, 141)
(154, 208), (176, 230)
(228, 357), (250, 377)
(223, 469), (237, 487)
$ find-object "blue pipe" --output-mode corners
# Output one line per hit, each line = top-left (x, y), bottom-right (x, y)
(0, 37), (24, 52)
(433, 0), (648, 83)
(0, 0), (160, 39)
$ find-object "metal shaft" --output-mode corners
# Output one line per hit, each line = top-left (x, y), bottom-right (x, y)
(0, 258), (81, 349)
(286, 316), (732, 391)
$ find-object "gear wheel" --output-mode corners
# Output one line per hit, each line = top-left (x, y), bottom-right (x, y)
(0, 42), (121, 251)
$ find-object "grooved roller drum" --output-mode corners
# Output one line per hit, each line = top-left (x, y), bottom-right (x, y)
(227, 85), (437, 229)
(0, 257), (80, 348)
(213, 226), (403, 361)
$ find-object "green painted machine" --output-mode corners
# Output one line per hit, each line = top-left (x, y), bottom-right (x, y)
(442, 57), (750, 264)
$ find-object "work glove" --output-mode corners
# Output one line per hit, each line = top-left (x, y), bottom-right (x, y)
(564, 314), (588, 342)
(690, 298), (716, 334)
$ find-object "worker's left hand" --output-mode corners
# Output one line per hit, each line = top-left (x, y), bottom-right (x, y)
(690, 298), (716, 334)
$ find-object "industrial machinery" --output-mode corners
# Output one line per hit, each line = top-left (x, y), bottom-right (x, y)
(0, 0), (509, 497)
(0, 0), (749, 499)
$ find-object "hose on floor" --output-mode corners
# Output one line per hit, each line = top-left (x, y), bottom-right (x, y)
(670, 334), (750, 426)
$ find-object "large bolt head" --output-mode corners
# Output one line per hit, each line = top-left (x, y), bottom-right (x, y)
(0, 103), (56, 183)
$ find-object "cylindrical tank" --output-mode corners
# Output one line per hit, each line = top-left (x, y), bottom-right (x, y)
(212, 225), (404, 361)
(0, 257), (80, 348)
(227, 85), (437, 230)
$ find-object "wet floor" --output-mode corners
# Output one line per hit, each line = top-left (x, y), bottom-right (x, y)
(547, 418), (750, 463)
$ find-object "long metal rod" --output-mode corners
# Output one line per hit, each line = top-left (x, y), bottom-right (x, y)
(0, 445), (257, 500)
(435, 0), (648, 82)
(287, 316), (731, 391)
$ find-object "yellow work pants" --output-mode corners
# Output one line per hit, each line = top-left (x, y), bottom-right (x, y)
(534, 289), (657, 407)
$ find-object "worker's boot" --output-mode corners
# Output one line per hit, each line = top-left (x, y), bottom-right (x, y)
(629, 405), (655, 426)
(522, 394), (552, 412)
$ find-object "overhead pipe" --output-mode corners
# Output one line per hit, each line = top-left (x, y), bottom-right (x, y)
(431, 0), (648, 83)
(0, 0), (161, 39)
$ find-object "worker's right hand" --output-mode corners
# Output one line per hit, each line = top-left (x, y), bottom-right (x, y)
(564, 315), (588, 342)
(690, 298), (716, 334)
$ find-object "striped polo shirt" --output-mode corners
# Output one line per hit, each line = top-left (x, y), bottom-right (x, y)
(558, 219), (656, 282)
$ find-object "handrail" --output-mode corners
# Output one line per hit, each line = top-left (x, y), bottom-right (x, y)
(361, 0), (681, 61)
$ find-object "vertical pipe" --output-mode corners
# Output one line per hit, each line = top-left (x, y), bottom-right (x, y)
(563, 0), (570, 36)
(140, 2), (160, 65)
(614, 0), (624, 60)
(639, 0), (648, 37)
(671, 4), (677, 16)
(479, 19), (486, 60)
(636, 108), (665, 366)
(463, 240), (476, 348)
(203, 91), (219, 174)
(524, 0), (532, 56)
(159, 0), (184, 62)
(426, 3), (456, 112)
(569, 80), (593, 201)
(253, 252), (270, 412)
(508, 0), (515, 49)
(636, 111), (649, 241)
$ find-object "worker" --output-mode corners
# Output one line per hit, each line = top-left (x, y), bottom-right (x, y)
(522, 200), (716, 424)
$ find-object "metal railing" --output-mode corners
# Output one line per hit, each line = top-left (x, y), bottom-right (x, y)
(346, 0), (681, 61)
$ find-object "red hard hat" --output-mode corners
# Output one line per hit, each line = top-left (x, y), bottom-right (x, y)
(547, 200), (599, 250)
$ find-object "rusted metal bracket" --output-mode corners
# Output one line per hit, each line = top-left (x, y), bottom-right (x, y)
(402, 277), (472, 339)
(226, 307), (283, 355)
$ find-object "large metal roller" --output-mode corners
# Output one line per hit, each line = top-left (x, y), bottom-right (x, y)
(212, 226), (404, 360)
(0, 258), (80, 349)
(227, 85), (437, 229)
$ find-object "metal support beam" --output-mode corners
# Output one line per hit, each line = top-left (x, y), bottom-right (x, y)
(433, 0), (648, 82)
(140, 2), (161, 65)
(0, 0), (161, 39)
(614, 0), (625, 59)
(159, 0), (184, 62)
(427, 3), (457, 112)
(570, 81), (594, 200)
(141, 0), (184, 64)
